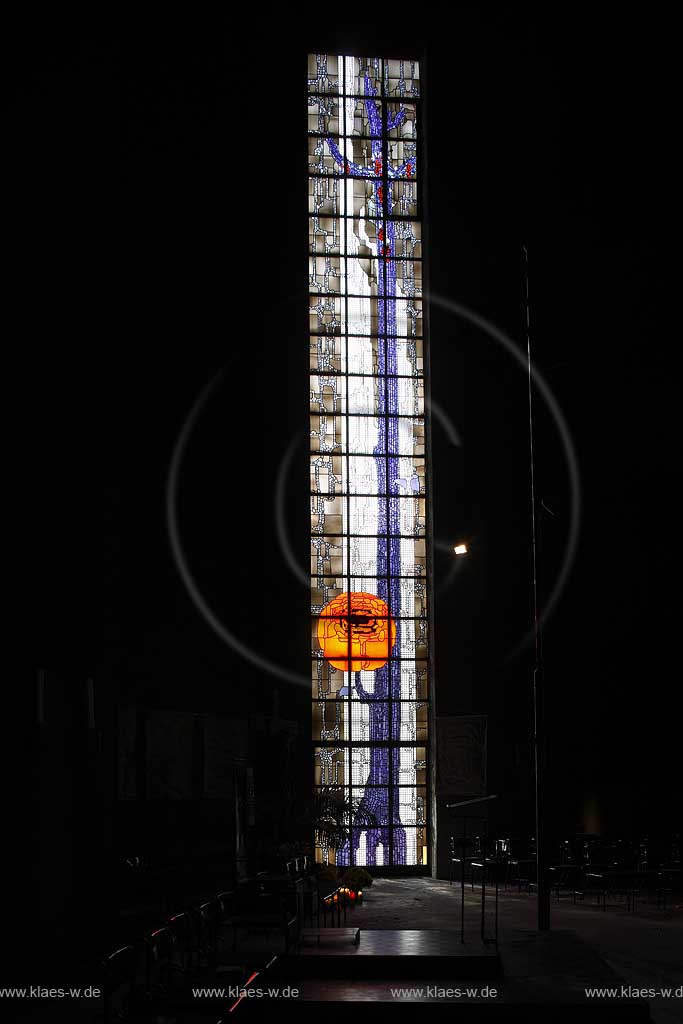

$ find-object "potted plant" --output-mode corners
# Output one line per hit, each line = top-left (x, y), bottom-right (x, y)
(341, 866), (373, 891)
(298, 787), (378, 869)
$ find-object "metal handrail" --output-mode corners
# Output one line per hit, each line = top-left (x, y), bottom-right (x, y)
(447, 795), (499, 946)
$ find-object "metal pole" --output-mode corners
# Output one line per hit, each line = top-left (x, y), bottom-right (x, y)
(460, 818), (466, 943)
(524, 244), (550, 930)
(481, 819), (487, 942)
(494, 861), (499, 945)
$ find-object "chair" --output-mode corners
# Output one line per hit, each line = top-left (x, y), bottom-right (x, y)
(585, 872), (608, 910)
(101, 944), (137, 1024)
(196, 898), (221, 967)
(449, 833), (477, 885)
(506, 838), (537, 892)
(216, 888), (237, 950)
(550, 864), (580, 901)
(216, 890), (234, 920)
(166, 910), (201, 973)
(656, 887), (673, 910)
(302, 871), (319, 926)
(144, 926), (182, 997)
(470, 834), (501, 889)
(228, 887), (299, 953)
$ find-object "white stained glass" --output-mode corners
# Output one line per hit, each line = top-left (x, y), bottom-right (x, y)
(398, 578), (427, 621)
(347, 416), (381, 453)
(396, 662), (423, 701)
(351, 746), (372, 785)
(348, 457), (378, 494)
(351, 700), (370, 741)
(347, 376), (378, 415)
(399, 559), (416, 618)
(391, 457), (423, 497)
(348, 535), (378, 576)
(397, 377), (423, 418)
(397, 496), (423, 536)
(347, 495), (380, 537)
(404, 830), (418, 865)
(347, 296), (377, 336)
(355, 667), (380, 699)
(398, 746), (417, 786)
(347, 337), (380, 376)
(401, 705), (424, 744)
(398, 787), (416, 821)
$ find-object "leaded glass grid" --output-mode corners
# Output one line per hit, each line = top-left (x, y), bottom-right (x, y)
(309, 53), (429, 869)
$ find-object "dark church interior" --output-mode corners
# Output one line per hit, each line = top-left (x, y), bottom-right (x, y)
(7, 4), (681, 1021)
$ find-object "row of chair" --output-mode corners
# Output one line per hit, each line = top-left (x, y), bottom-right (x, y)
(100, 869), (353, 1021)
(449, 834), (681, 907)
(101, 891), (241, 1022)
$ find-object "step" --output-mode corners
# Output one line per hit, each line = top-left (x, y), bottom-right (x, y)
(282, 929), (501, 980)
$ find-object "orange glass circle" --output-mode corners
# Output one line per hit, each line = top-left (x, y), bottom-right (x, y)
(317, 592), (396, 671)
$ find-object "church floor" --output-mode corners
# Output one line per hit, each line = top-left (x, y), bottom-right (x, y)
(347, 876), (683, 1024)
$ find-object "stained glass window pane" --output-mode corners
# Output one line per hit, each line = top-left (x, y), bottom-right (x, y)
(349, 56), (382, 97)
(389, 183), (419, 220)
(308, 53), (340, 94)
(392, 220), (422, 258)
(387, 101), (417, 139)
(309, 334), (343, 372)
(312, 703), (347, 742)
(314, 746), (348, 786)
(308, 94), (341, 134)
(312, 659), (347, 700)
(309, 52), (430, 868)
(309, 176), (346, 218)
(308, 137), (344, 175)
(349, 97), (384, 136)
(383, 58), (420, 98)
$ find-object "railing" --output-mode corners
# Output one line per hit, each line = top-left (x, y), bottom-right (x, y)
(446, 795), (499, 946)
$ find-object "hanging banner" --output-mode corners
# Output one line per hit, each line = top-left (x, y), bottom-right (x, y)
(436, 715), (487, 795)
(147, 710), (194, 799)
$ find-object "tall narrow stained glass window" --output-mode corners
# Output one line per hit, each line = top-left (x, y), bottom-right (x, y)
(308, 54), (431, 868)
